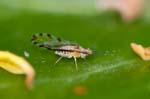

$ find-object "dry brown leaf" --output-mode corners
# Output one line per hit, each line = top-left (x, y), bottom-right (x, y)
(131, 43), (150, 61)
(0, 51), (35, 89)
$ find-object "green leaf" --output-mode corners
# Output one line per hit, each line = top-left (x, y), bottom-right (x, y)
(0, 0), (150, 99)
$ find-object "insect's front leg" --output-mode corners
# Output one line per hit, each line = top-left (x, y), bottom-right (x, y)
(54, 56), (63, 65)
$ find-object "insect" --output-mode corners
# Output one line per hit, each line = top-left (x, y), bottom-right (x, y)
(31, 33), (92, 70)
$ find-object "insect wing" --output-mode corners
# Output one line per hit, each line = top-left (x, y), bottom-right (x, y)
(31, 33), (78, 50)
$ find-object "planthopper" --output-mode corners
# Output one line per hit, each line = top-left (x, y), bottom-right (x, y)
(31, 33), (92, 70)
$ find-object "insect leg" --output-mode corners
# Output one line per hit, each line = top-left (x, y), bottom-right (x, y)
(73, 57), (78, 70)
(55, 56), (63, 65)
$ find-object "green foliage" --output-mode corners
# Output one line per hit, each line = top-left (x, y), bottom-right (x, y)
(0, 0), (150, 99)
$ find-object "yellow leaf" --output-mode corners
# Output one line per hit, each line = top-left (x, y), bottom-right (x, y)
(0, 51), (35, 89)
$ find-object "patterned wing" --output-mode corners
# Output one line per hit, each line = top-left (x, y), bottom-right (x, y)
(31, 33), (78, 50)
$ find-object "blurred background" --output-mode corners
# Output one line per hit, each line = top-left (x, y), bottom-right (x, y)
(0, 0), (150, 99)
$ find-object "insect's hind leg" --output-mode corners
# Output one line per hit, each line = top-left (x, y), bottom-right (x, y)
(54, 56), (63, 65)
(73, 57), (78, 70)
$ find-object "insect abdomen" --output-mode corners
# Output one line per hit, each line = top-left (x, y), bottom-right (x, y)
(55, 50), (72, 58)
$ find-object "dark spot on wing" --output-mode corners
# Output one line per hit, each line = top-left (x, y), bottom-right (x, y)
(47, 47), (52, 50)
(39, 44), (44, 47)
(39, 33), (43, 36)
(32, 34), (37, 40)
(33, 42), (38, 44)
(31, 38), (35, 41)
(47, 33), (51, 38)
(57, 38), (61, 42)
